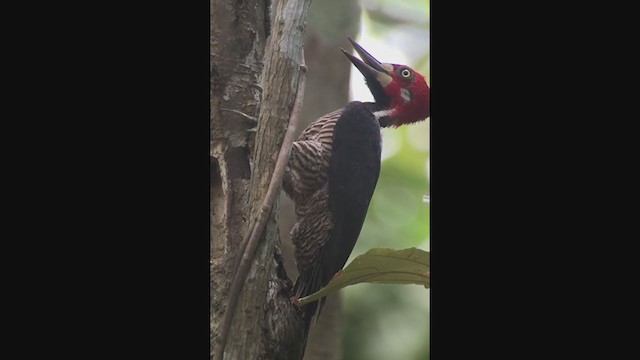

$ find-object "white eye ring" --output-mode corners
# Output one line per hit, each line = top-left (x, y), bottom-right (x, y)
(401, 69), (411, 78)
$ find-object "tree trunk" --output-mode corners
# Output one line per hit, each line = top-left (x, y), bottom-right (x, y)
(211, 0), (267, 355)
(211, 0), (312, 359)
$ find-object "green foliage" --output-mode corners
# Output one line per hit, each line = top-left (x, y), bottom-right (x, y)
(296, 248), (429, 306)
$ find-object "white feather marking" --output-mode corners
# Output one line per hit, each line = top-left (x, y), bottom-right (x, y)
(374, 109), (394, 120)
(401, 88), (411, 103)
(376, 73), (393, 87)
(382, 63), (394, 73)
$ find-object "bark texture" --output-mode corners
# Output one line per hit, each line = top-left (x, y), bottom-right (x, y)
(211, 0), (268, 356)
(211, 0), (313, 359)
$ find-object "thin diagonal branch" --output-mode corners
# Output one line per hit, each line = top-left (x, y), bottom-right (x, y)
(212, 55), (307, 360)
(220, 108), (259, 124)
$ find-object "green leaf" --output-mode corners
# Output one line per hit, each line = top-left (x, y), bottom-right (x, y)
(295, 247), (430, 307)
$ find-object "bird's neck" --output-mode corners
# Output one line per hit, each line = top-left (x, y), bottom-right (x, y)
(362, 102), (395, 128)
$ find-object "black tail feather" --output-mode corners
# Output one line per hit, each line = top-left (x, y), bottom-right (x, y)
(294, 272), (326, 359)
(294, 243), (333, 357)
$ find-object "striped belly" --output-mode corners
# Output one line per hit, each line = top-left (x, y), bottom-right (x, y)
(283, 108), (342, 203)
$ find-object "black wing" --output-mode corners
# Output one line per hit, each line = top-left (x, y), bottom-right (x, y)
(325, 101), (382, 287)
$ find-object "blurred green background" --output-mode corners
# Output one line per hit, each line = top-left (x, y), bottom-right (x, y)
(344, 0), (429, 359)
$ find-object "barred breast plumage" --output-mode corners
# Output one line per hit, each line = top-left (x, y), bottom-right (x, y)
(283, 101), (382, 307)
(283, 108), (343, 277)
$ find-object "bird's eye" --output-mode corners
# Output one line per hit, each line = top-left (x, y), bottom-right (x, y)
(401, 69), (411, 78)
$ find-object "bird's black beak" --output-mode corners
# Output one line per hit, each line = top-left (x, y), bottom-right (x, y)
(341, 37), (391, 86)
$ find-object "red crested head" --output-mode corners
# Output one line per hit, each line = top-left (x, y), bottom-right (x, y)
(342, 38), (430, 128)
(379, 63), (430, 127)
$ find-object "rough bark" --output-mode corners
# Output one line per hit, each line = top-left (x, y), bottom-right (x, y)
(211, 0), (313, 359)
(211, 0), (267, 354)
(277, 1), (360, 359)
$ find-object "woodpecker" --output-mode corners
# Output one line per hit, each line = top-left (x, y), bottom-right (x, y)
(283, 38), (430, 343)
